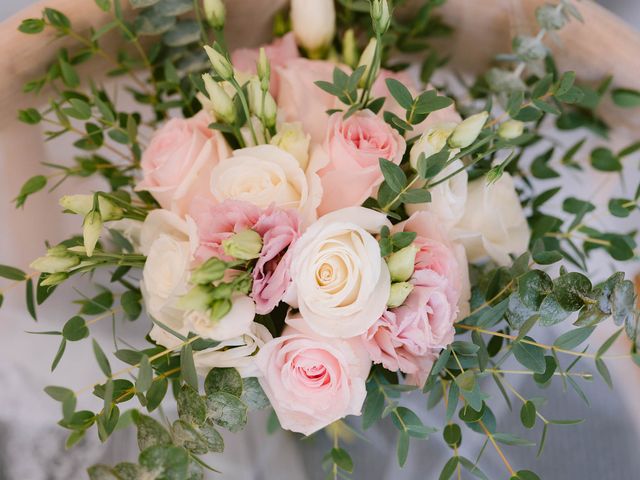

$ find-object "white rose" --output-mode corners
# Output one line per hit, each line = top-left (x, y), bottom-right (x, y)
(186, 294), (256, 341)
(210, 144), (320, 224)
(270, 122), (311, 170)
(286, 207), (391, 338)
(406, 159), (468, 228)
(290, 0), (335, 55)
(454, 172), (530, 266)
(193, 323), (273, 377)
(109, 218), (143, 251)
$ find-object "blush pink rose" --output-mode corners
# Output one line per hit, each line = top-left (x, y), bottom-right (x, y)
(188, 198), (301, 314)
(137, 111), (230, 216)
(316, 110), (406, 215)
(256, 314), (371, 436)
(231, 32), (300, 96)
(275, 58), (340, 143)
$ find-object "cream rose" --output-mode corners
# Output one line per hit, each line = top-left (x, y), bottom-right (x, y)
(454, 172), (530, 266)
(210, 145), (320, 224)
(286, 207), (391, 338)
(193, 323), (273, 377)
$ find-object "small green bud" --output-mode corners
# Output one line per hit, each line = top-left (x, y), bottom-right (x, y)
(82, 210), (102, 257)
(203, 0), (226, 29)
(342, 29), (357, 68)
(191, 257), (227, 285)
(30, 254), (79, 274)
(387, 282), (414, 308)
(40, 272), (69, 287)
(210, 298), (232, 321)
(498, 119), (524, 140)
(371, 0), (391, 34)
(449, 112), (489, 149)
(202, 73), (236, 123)
(486, 165), (505, 184)
(204, 45), (233, 80)
(210, 282), (235, 300)
(59, 194), (123, 221)
(262, 92), (277, 129)
(358, 38), (378, 88)
(222, 229), (263, 260)
(178, 285), (215, 311)
(257, 47), (270, 91)
(386, 245), (418, 282)
(247, 77), (263, 117)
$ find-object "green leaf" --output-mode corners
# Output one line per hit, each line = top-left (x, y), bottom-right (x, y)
(51, 338), (67, 371)
(553, 272), (592, 311)
(134, 412), (172, 450)
(24, 278), (37, 320)
(92, 339), (112, 376)
(596, 328), (623, 358)
(392, 407), (436, 438)
(136, 355), (153, 392)
(162, 20), (200, 47)
(135, 8), (176, 35)
(79, 290), (114, 315)
(14, 175), (47, 207)
(397, 431), (410, 466)
(18, 108), (42, 124)
(611, 88), (640, 108)
(518, 270), (552, 309)
(44, 8), (71, 28)
(146, 377), (168, 412)
(385, 78), (413, 110)
(62, 316), (89, 342)
(130, 0), (161, 8)
(44, 385), (76, 420)
(608, 198), (635, 218)
(206, 391), (248, 432)
(493, 432), (535, 446)
(331, 447), (354, 473)
(379, 158), (407, 193)
(121, 290), (142, 320)
(530, 148), (559, 179)
(401, 189), (431, 204)
(414, 90), (454, 114)
(514, 470), (541, 480)
(553, 326), (595, 350)
(204, 367), (243, 397)
(88, 465), (120, 480)
(59, 58), (80, 88)
(417, 147), (450, 179)
(241, 377), (270, 410)
(138, 445), (189, 479)
(443, 424), (461, 448)
(520, 401), (536, 428)
(171, 420), (208, 455)
(590, 147), (622, 172)
(180, 344), (198, 391)
(177, 385), (207, 426)
(95, 0), (111, 11)
(512, 340), (546, 373)
(455, 371), (476, 392)
(0, 265), (27, 281)
(595, 357), (613, 388)
(154, 0), (193, 16)
(18, 18), (46, 34)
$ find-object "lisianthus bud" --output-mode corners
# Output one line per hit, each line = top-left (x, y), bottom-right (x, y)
(486, 165), (505, 184)
(371, 0), (391, 34)
(290, 0), (335, 57)
(40, 272), (69, 287)
(247, 77), (263, 117)
(386, 244), (418, 282)
(449, 112), (489, 149)
(30, 251), (80, 274)
(262, 92), (277, 129)
(498, 119), (524, 140)
(203, 0), (225, 29)
(178, 285), (214, 311)
(202, 73), (236, 123)
(83, 210), (103, 257)
(257, 48), (270, 91)
(342, 29), (357, 68)
(191, 257), (227, 285)
(358, 38), (378, 88)
(270, 122), (311, 170)
(210, 298), (232, 321)
(387, 281), (414, 308)
(204, 45), (233, 80)
(222, 229), (263, 260)
(59, 195), (123, 221)
(409, 123), (457, 171)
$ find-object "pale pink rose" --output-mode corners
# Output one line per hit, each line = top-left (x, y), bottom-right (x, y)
(275, 58), (340, 143)
(231, 32), (300, 96)
(362, 212), (470, 384)
(137, 111), (230, 216)
(188, 198), (300, 314)
(316, 110), (406, 215)
(256, 314), (371, 436)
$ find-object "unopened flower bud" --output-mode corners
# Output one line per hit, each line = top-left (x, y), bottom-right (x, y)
(342, 29), (357, 68)
(449, 112), (489, 149)
(486, 166), (505, 185)
(498, 119), (524, 140)
(178, 285), (214, 311)
(262, 92), (277, 129)
(59, 195), (122, 221)
(30, 253), (79, 274)
(210, 298), (232, 321)
(247, 77), (263, 117)
(290, 0), (335, 58)
(203, 0), (226, 29)
(257, 48), (270, 91)
(371, 0), (391, 34)
(222, 229), (263, 260)
(40, 272), (69, 287)
(270, 122), (311, 170)
(191, 257), (227, 285)
(409, 123), (457, 171)
(387, 282), (414, 308)
(358, 38), (378, 88)
(386, 245), (418, 282)
(202, 73), (236, 123)
(83, 210), (102, 257)
(204, 45), (233, 80)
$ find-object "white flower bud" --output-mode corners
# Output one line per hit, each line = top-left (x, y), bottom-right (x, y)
(409, 123), (457, 171)
(247, 77), (263, 117)
(386, 245), (418, 282)
(203, 0), (226, 29)
(270, 122), (311, 170)
(290, 0), (336, 57)
(40, 272), (69, 287)
(30, 252), (79, 274)
(83, 210), (102, 257)
(202, 73), (236, 124)
(59, 195), (123, 221)
(177, 285), (214, 311)
(371, 0), (391, 34)
(342, 29), (357, 68)
(204, 45), (233, 80)
(222, 229), (263, 260)
(449, 112), (489, 149)
(257, 47), (270, 91)
(387, 282), (414, 308)
(262, 92), (277, 129)
(498, 119), (524, 140)
(358, 38), (379, 88)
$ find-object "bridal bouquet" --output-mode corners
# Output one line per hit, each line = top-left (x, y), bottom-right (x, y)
(3, 0), (640, 478)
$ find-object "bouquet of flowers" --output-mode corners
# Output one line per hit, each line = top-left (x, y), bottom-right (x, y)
(3, 0), (640, 478)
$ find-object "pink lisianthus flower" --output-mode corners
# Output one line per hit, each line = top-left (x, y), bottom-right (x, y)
(362, 212), (471, 386)
(189, 198), (301, 314)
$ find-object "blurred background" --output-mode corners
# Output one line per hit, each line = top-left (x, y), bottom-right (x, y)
(0, 1), (639, 479)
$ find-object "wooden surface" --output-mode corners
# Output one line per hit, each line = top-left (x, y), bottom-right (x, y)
(0, 0), (639, 131)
